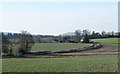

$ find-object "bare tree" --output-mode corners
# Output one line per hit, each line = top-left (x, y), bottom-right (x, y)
(92, 31), (95, 35)
(83, 29), (91, 35)
(82, 29), (90, 43)
(74, 30), (82, 43)
(18, 31), (35, 54)
(111, 31), (114, 36)
(101, 31), (106, 36)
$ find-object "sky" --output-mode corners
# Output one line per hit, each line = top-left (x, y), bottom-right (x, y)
(1, 1), (118, 35)
(1, 0), (119, 2)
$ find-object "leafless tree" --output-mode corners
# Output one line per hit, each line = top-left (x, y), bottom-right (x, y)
(18, 31), (35, 54)
(82, 29), (90, 43)
(83, 29), (91, 35)
(101, 31), (106, 36)
(111, 31), (114, 36)
(74, 30), (82, 43)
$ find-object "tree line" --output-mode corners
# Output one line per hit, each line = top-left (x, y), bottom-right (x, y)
(5, 30), (120, 43)
(2, 31), (34, 55)
(1, 30), (120, 56)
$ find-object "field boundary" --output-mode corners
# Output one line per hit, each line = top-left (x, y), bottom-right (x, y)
(2, 43), (104, 58)
(54, 43), (103, 53)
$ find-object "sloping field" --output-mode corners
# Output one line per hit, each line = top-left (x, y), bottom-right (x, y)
(90, 38), (119, 45)
(58, 38), (119, 56)
(31, 43), (90, 52)
(2, 57), (118, 72)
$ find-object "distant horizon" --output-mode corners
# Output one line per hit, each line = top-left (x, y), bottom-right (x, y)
(1, 2), (118, 35)
(1, 29), (118, 36)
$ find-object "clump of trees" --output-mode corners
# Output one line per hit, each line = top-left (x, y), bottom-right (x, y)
(74, 29), (90, 43)
(2, 31), (35, 56)
(2, 33), (11, 55)
(18, 31), (35, 54)
(82, 34), (89, 43)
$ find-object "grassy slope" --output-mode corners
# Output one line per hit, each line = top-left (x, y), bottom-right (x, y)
(90, 38), (119, 45)
(2, 57), (118, 72)
(31, 43), (90, 52)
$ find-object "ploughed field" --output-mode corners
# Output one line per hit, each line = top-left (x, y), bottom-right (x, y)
(2, 57), (118, 72)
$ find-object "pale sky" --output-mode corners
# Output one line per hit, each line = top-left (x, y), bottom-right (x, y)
(1, 0), (119, 2)
(1, 1), (118, 35)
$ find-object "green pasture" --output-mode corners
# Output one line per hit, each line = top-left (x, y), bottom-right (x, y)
(2, 57), (118, 72)
(91, 38), (119, 45)
(13, 43), (90, 53)
(31, 43), (90, 52)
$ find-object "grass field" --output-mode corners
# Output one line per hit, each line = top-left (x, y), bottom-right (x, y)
(13, 43), (90, 53)
(31, 43), (90, 52)
(91, 38), (119, 45)
(2, 57), (118, 72)
(3, 38), (119, 72)
(13, 38), (119, 53)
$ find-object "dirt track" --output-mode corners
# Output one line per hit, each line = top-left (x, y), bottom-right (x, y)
(4, 44), (118, 58)
(82, 45), (118, 53)
(24, 44), (119, 57)
(58, 45), (118, 56)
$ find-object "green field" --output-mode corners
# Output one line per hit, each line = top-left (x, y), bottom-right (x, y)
(31, 43), (90, 52)
(14, 38), (119, 53)
(91, 38), (119, 45)
(3, 38), (119, 72)
(13, 43), (90, 53)
(2, 57), (118, 72)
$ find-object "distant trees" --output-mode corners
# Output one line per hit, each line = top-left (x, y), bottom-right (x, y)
(1, 29), (119, 56)
(4, 30), (119, 44)
(58, 35), (64, 43)
(118, 32), (120, 37)
(39, 37), (54, 43)
(18, 31), (35, 54)
(100, 31), (118, 38)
